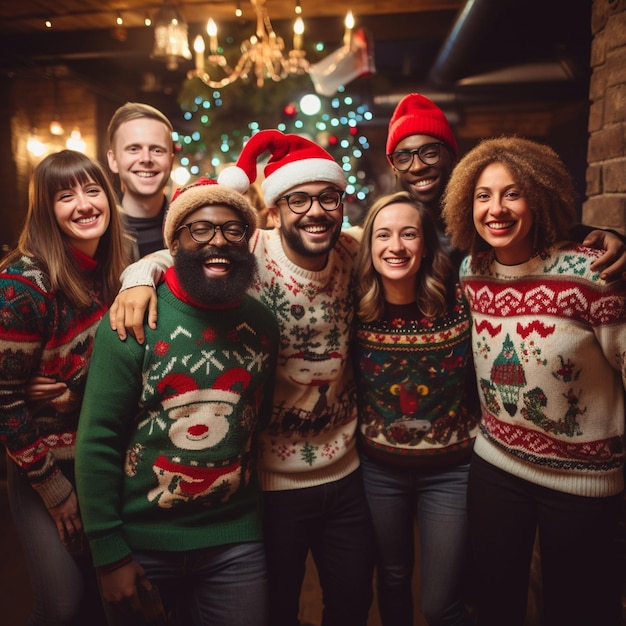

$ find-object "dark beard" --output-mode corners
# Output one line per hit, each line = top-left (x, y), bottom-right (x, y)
(173, 244), (257, 306)
(280, 218), (341, 260)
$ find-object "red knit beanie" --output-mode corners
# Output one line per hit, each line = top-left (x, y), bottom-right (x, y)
(386, 93), (458, 159)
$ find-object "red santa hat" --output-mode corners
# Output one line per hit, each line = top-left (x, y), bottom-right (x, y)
(386, 93), (458, 159)
(217, 129), (347, 208)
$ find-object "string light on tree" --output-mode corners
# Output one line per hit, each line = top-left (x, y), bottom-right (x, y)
(175, 79), (376, 206)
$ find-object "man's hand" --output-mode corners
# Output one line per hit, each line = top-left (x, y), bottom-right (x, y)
(99, 560), (154, 618)
(109, 286), (158, 344)
(585, 230), (626, 280)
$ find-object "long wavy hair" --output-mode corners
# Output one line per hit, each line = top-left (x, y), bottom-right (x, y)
(441, 136), (577, 267)
(1, 150), (129, 307)
(355, 191), (455, 322)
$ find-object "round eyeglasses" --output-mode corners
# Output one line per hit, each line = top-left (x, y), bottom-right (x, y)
(176, 220), (248, 244)
(387, 142), (444, 172)
(278, 189), (343, 214)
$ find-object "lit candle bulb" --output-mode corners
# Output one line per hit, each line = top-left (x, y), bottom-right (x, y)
(207, 18), (219, 54)
(293, 17), (304, 50)
(343, 10), (354, 47)
(194, 35), (205, 72)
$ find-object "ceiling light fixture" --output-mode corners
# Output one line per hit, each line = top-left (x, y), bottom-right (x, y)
(188, 0), (354, 89)
(151, 1), (192, 71)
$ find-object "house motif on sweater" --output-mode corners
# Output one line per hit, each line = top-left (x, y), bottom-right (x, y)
(461, 244), (626, 498)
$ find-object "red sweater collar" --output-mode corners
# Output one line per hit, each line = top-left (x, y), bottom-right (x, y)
(164, 266), (242, 310)
(70, 246), (98, 272)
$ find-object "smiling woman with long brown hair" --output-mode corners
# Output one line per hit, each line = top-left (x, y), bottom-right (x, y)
(0, 149), (129, 624)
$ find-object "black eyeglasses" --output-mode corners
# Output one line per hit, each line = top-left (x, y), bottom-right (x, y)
(278, 189), (343, 214)
(387, 142), (444, 171)
(176, 220), (248, 244)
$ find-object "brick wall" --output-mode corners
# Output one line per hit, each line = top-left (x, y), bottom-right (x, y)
(583, 0), (626, 235)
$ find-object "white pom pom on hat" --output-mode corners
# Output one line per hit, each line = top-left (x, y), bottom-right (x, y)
(218, 129), (346, 208)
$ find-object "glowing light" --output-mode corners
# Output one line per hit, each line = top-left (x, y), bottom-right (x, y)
(300, 94), (322, 116)
(66, 129), (86, 152)
(172, 166), (191, 186)
(27, 135), (46, 157)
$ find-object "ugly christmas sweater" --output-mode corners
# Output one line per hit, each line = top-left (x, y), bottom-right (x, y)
(461, 243), (626, 498)
(249, 228), (360, 491)
(0, 251), (108, 508)
(354, 283), (480, 469)
(76, 269), (279, 568)
(118, 229), (362, 492)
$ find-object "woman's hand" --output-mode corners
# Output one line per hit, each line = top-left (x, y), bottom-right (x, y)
(26, 376), (67, 411)
(47, 489), (82, 550)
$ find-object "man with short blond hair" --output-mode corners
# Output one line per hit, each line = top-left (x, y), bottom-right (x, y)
(107, 102), (175, 259)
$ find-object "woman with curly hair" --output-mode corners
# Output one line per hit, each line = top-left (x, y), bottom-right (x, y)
(353, 191), (479, 626)
(441, 136), (626, 626)
(0, 149), (129, 624)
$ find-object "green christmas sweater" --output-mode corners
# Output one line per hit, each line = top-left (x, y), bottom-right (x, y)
(354, 284), (480, 469)
(76, 271), (279, 568)
(461, 243), (626, 497)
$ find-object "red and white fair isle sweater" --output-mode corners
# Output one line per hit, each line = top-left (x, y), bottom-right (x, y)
(460, 243), (626, 498)
(0, 250), (108, 508)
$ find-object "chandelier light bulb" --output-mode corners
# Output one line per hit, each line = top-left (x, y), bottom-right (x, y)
(293, 17), (304, 50)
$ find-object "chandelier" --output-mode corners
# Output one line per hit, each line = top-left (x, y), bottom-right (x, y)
(151, 1), (192, 70)
(187, 0), (355, 88)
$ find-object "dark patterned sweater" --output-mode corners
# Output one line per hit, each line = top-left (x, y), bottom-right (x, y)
(0, 251), (108, 508)
(354, 284), (480, 469)
(76, 269), (279, 568)
(461, 243), (626, 497)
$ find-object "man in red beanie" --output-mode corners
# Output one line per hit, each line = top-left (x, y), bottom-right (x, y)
(386, 92), (458, 220)
(386, 93), (626, 278)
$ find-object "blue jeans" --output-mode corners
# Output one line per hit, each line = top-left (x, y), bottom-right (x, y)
(6, 458), (106, 626)
(262, 469), (375, 626)
(104, 542), (269, 626)
(360, 455), (473, 626)
(468, 454), (622, 626)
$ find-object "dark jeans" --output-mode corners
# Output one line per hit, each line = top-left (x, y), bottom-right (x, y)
(467, 453), (622, 626)
(6, 458), (106, 626)
(262, 469), (374, 626)
(361, 455), (473, 626)
(102, 542), (268, 626)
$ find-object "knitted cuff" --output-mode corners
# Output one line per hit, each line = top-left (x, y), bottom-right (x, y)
(120, 249), (172, 290)
(34, 467), (73, 509)
(97, 555), (133, 574)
